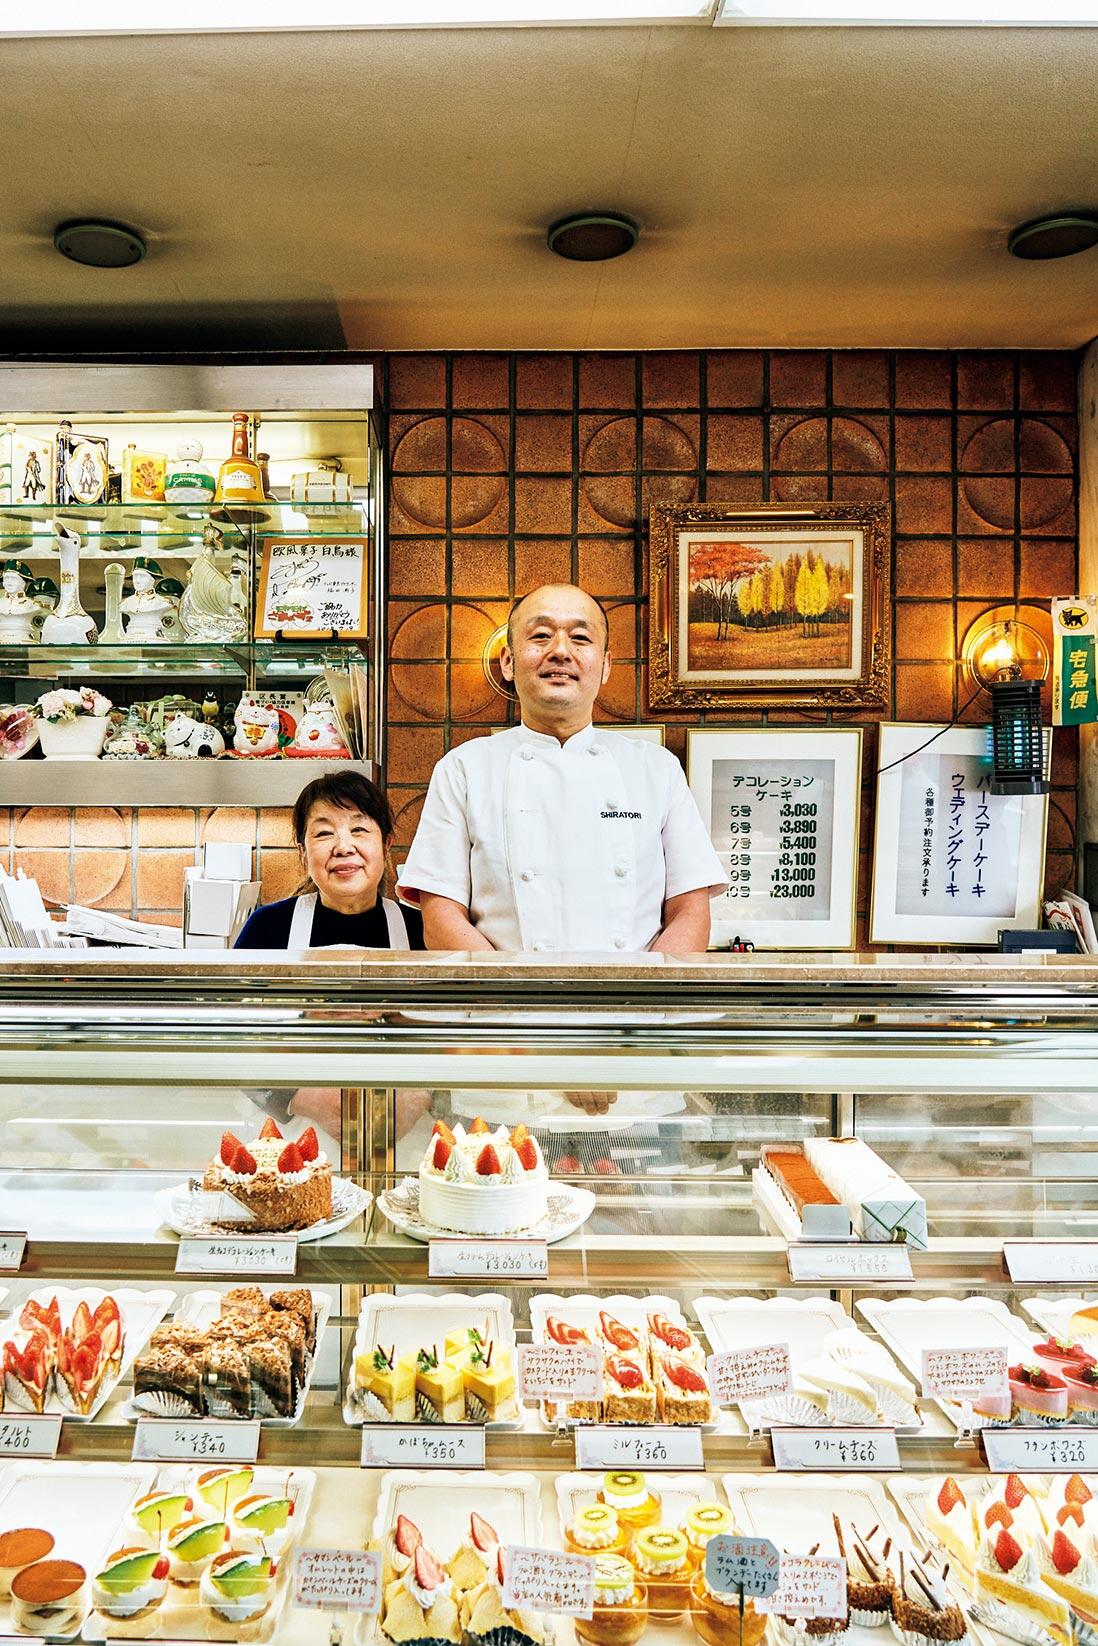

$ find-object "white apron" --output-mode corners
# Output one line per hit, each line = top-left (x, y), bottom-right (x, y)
(287, 892), (411, 951)
(503, 736), (638, 952)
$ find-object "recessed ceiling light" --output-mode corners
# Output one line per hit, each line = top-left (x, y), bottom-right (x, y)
(53, 220), (146, 268)
(3, 0), (712, 35)
(548, 213), (639, 261)
(1007, 212), (1098, 260)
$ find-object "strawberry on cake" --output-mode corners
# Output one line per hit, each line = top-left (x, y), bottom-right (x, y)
(203, 1120), (331, 1232)
(418, 1119), (548, 1235)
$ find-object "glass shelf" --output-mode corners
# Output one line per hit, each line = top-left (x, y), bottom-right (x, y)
(0, 640), (369, 680)
(0, 499), (371, 549)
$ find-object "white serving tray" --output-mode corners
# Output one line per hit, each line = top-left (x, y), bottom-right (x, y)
(157, 1176), (371, 1243)
(1, 1285), (175, 1421)
(555, 1471), (718, 1538)
(83, 1463), (316, 1643)
(1021, 1296), (1098, 1343)
(123, 1285), (331, 1427)
(344, 1291), (519, 1428)
(0, 1460), (156, 1640)
(529, 1293), (716, 1430)
(857, 1296), (1036, 1429)
(723, 1470), (903, 1551)
(370, 1468), (542, 1550)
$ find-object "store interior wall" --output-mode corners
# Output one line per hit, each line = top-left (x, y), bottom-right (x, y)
(0, 346), (1081, 948)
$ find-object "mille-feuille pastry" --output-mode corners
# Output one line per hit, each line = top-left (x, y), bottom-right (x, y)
(680, 1504), (736, 1571)
(576, 1554), (649, 1646)
(543, 1317), (600, 1425)
(91, 1547), (170, 1622)
(598, 1312), (647, 1370)
(598, 1471), (661, 1531)
(631, 1527), (693, 1622)
(10, 1559), (89, 1635)
(647, 1313), (706, 1371)
(603, 1354), (657, 1424)
(564, 1504), (631, 1558)
(653, 1353), (712, 1425)
(0, 1528), (55, 1598)
(689, 1565), (768, 1646)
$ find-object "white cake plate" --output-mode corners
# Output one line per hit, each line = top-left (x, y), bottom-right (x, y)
(376, 1176), (596, 1244)
(155, 1175), (371, 1243)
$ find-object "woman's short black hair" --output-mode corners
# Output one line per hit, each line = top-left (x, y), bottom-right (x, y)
(292, 771), (395, 848)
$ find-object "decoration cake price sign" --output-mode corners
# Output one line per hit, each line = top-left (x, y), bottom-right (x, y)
(360, 1425), (485, 1470)
(707, 1344), (792, 1405)
(294, 1549), (382, 1613)
(771, 1427), (901, 1472)
(921, 1347), (1009, 1403)
(574, 1425), (704, 1471)
(1003, 1241), (1098, 1285)
(0, 1232), (27, 1272)
(503, 1547), (595, 1619)
(787, 1244), (913, 1284)
(757, 1555), (847, 1621)
(984, 1428), (1098, 1473)
(175, 1235), (298, 1277)
(0, 1414), (62, 1459)
(705, 1536), (782, 1599)
(132, 1419), (261, 1465)
(428, 1238), (548, 1281)
(519, 1343), (604, 1403)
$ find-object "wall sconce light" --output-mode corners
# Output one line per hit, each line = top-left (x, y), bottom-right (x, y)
(966, 617), (1050, 795)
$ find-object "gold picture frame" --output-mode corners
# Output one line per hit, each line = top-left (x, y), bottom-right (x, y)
(648, 500), (891, 710)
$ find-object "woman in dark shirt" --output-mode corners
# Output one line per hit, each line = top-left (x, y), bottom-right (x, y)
(235, 770), (424, 951)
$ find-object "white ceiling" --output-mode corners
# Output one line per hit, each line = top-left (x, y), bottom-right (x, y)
(0, 22), (1096, 351)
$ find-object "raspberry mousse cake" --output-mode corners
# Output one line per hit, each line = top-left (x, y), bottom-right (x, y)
(418, 1119), (548, 1235)
(203, 1120), (331, 1231)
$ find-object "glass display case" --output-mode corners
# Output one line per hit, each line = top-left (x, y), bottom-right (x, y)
(1, 951), (1096, 1645)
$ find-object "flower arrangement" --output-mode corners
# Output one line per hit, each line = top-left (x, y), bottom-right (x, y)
(34, 686), (112, 723)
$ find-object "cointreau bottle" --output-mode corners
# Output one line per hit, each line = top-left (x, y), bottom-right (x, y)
(214, 413), (264, 503)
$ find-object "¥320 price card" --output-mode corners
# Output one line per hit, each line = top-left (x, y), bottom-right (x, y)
(984, 1427), (1098, 1472)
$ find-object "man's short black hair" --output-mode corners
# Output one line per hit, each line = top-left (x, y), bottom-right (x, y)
(505, 587), (610, 651)
(292, 771), (395, 848)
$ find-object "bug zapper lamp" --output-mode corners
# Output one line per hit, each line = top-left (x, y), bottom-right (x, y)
(966, 618), (1049, 795)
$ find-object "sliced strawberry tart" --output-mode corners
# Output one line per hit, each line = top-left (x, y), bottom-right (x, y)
(418, 1119), (548, 1234)
(203, 1120), (331, 1231)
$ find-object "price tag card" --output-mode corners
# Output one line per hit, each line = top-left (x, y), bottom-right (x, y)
(922, 1347), (1009, 1403)
(708, 1344), (792, 1406)
(519, 1344), (603, 1403)
(984, 1427), (1098, 1473)
(0, 1232), (27, 1273)
(788, 1244), (913, 1284)
(0, 1414), (62, 1459)
(428, 1239), (548, 1281)
(503, 1547), (595, 1620)
(771, 1427), (901, 1471)
(294, 1549), (382, 1613)
(574, 1425), (704, 1471)
(758, 1555), (846, 1620)
(132, 1419), (261, 1464)
(1004, 1241), (1098, 1285)
(175, 1236), (297, 1277)
(360, 1425), (485, 1469)
(705, 1536), (782, 1599)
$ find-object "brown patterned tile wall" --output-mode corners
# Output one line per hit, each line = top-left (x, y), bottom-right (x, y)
(385, 349), (1080, 946)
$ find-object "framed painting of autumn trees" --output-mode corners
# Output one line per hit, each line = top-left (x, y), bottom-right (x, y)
(647, 501), (891, 710)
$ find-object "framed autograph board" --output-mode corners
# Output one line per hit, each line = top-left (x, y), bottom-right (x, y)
(255, 535), (369, 639)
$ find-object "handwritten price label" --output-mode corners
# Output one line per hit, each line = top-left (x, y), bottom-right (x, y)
(175, 1236), (298, 1277)
(294, 1549), (381, 1613)
(503, 1547), (595, 1619)
(1004, 1242), (1098, 1285)
(984, 1428), (1098, 1472)
(922, 1347), (1009, 1402)
(771, 1427), (901, 1471)
(757, 1555), (847, 1620)
(0, 1231), (27, 1272)
(705, 1536), (782, 1599)
(787, 1244), (913, 1284)
(132, 1419), (261, 1464)
(708, 1344), (792, 1405)
(519, 1344), (603, 1403)
(574, 1425), (703, 1470)
(360, 1425), (485, 1469)
(0, 1414), (62, 1458)
(428, 1239), (548, 1280)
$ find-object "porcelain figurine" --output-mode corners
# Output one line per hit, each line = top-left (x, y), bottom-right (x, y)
(121, 556), (173, 641)
(41, 526), (97, 644)
(231, 694), (285, 757)
(0, 703), (39, 759)
(164, 439), (216, 505)
(286, 696), (350, 758)
(179, 522), (247, 642)
(27, 576), (59, 635)
(164, 712), (225, 758)
(0, 560), (39, 644)
(103, 705), (164, 759)
(99, 562), (126, 644)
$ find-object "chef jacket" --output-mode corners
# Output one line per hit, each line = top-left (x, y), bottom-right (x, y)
(400, 722), (727, 952)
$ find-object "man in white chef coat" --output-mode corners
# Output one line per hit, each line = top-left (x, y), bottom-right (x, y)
(401, 583), (726, 954)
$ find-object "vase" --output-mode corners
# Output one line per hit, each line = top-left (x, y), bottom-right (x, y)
(38, 715), (110, 760)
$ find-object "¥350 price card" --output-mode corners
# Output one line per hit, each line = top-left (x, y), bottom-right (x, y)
(360, 1425), (485, 1469)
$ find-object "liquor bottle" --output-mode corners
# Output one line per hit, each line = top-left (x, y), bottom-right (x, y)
(214, 413), (264, 504)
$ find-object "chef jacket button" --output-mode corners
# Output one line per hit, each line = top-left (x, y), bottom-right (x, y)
(613, 937), (627, 950)
(520, 869), (535, 882)
(614, 863), (628, 878)
(521, 749), (534, 761)
(589, 745), (601, 755)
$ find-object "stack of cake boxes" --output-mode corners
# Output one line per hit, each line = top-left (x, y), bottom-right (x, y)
(183, 842), (260, 948)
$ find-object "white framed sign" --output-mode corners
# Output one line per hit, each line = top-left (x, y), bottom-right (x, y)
(870, 723), (1049, 946)
(255, 535), (370, 639)
(687, 727), (862, 950)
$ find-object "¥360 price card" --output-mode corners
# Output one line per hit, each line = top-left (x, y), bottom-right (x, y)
(575, 1425), (703, 1470)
